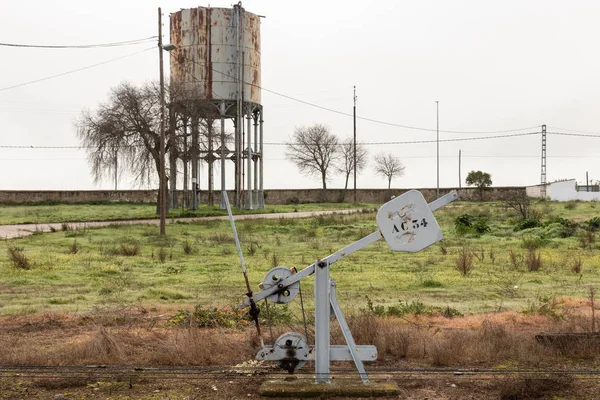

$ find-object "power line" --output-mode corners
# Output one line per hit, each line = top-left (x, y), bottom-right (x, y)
(0, 47), (155, 92)
(548, 126), (600, 135)
(0, 131), (540, 150)
(547, 131), (600, 138)
(0, 36), (157, 49)
(180, 57), (540, 134)
(265, 131), (540, 145)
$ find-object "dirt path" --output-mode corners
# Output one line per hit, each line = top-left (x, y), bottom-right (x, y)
(0, 209), (361, 239)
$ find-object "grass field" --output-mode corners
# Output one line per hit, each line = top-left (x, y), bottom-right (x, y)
(0, 201), (374, 225)
(0, 199), (598, 318)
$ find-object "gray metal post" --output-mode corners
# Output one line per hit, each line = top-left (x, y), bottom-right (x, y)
(314, 259), (330, 383)
(258, 109), (264, 208)
(253, 113), (258, 206)
(246, 111), (253, 209)
(220, 102), (227, 209)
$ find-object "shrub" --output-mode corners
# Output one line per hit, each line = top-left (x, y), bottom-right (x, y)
(564, 201), (578, 210)
(364, 296), (460, 318)
(472, 218), (491, 234)
(422, 279), (443, 288)
(578, 229), (596, 250)
(521, 235), (549, 249)
(167, 304), (264, 329)
(515, 218), (542, 231)
(543, 217), (578, 238)
(455, 214), (490, 236)
(586, 217), (600, 232)
(7, 247), (31, 270)
(455, 214), (474, 235)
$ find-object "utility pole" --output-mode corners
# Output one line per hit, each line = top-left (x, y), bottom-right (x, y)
(158, 7), (167, 236)
(353, 86), (357, 204)
(540, 124), (547, 199)
(587, 171), (589, 192)
(458, 149), (461, 189)
(436, 101), (439, 198)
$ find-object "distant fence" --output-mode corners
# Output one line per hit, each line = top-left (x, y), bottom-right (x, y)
(0, 187), (526, 205)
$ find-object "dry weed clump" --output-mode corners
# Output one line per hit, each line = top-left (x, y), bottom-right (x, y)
(119, 242), (141, 257)
(344, 314), (411, 360)
(571, 255), (583, 274)
(67, 239), (81, 255)
(7, 247), (31, 270)
(157, 247), (168, 263)
(142, 328), (255, 365)
(429, 333), (467, 366)
(68, 327), (126, 364)
(526, 246), (542, 272)
(455, 244), (474, 276)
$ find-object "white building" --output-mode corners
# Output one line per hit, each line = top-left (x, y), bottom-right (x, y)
(527, 179), (600, 201)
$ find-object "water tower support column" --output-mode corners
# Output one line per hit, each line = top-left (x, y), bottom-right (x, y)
(190, 116), (199, 210)
(220, 101), (227, 210)
(207, 118), (214, 206)
(253, 112), (258, 206)
(234, 117), (241, 208)
(246, 111), (254, 209)
(258, 109), (264, 208)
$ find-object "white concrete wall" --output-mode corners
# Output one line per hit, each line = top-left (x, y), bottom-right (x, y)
(548, 179), (600, 201)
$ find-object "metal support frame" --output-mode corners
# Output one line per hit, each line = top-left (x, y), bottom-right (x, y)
(246, 190), (459, 383)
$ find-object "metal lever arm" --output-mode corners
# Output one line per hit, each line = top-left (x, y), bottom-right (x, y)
(241, 190), (459, 308)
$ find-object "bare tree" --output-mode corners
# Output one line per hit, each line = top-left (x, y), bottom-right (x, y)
(286, 124), (339, 199)
(76, 82), (168, 212)
(335, 139), (368, 190)
(373, 153), (405, 189)
(500, 189), (533, 220)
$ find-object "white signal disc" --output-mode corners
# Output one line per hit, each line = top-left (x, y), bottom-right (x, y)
(376, 190), (443, 253)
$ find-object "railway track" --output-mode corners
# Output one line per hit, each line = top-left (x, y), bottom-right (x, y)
(2, 365), (600, 381)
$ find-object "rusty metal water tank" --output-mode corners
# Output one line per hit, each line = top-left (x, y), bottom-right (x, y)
(169, 5), (261, 108)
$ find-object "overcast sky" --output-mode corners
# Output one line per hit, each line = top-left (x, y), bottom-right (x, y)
(1, 0), (599, 191)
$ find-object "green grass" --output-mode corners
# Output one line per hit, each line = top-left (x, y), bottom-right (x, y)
(0, 200), (598, 316)
(0, 202), (376, 225)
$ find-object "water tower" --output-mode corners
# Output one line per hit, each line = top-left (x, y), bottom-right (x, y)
(170, 3), (264, 209)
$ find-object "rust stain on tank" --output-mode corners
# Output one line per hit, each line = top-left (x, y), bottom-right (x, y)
(169, 6), (261, 105)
